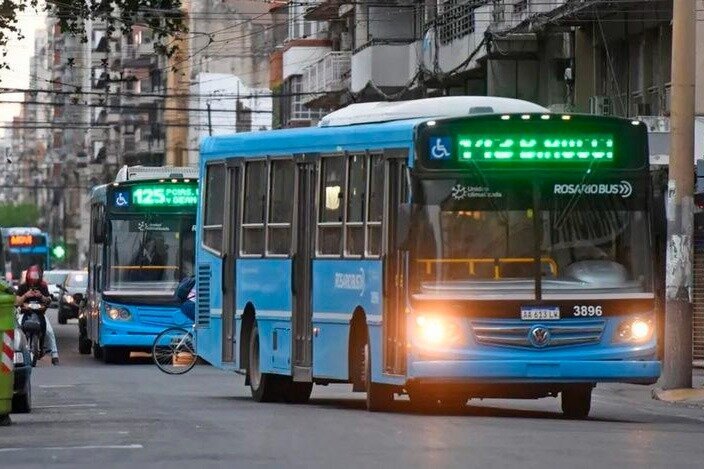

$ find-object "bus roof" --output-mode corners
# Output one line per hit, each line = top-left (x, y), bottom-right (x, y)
(114, 165), (199, 182)
(319, 97), (550, 127)
(0, 227), (42, 235)
(200, 97), (550, 160)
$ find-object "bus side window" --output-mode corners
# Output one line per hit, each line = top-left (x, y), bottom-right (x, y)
(318, 155), (345, 256)
(268, 159), (294, 256)
(366, 154), (385, 257)
(242, 160), (267, 256)
(345, 153), (366, 257)
(203, 163), (226, 253)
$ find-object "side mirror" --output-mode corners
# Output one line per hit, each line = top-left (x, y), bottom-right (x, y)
(395, 204), (412, 251)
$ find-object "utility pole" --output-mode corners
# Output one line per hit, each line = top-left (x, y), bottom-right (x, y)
(207, 103), (212, 136)
(663, 0), (696, 390)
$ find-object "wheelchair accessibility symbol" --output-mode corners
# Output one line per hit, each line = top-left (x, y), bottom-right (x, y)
(429, 136), (452, 160)
(114, 191), (129, 207)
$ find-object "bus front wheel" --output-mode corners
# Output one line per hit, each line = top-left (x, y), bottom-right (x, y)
(248, 323), (284, 402)
(561, 385), (592, 419)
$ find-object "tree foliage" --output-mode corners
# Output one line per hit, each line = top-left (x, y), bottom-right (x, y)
(1, 0), (186, 73)
(0, 202), (40, 226)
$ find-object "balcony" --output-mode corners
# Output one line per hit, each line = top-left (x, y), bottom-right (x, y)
(351, 39), (419, 93)
(302, 51), (351, 109)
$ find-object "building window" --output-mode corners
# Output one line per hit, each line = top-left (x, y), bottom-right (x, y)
(437, 0), (477, 45)
(268, 159), (295, 255)
(242, 161), (268, 255)
(203, 163), (225, 252)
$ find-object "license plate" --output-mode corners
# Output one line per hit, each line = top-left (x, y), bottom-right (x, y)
(520, 306), (560, 321)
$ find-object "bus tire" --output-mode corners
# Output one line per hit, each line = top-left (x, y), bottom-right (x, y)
(248, 324), (283, 402)
(93, 343), (103, 360)
(364, 338), (393, 412)
(103, 347), (129, 364)
(561, 385), (592, 419)
(78, 336), (92, 355)
(284, 381), (313, 404)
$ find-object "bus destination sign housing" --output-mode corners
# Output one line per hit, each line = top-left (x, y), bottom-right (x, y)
(110, 182), (199, 210)
(416, 114), (648, 172)
(8, 234), (39, 247)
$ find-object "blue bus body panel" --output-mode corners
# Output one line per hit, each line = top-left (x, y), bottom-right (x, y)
(99, 301), (191, 348)
(236, 258), (292, 375)
(311, 259), (382, 381)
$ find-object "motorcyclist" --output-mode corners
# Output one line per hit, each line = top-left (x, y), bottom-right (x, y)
(14, 265), (59, 365)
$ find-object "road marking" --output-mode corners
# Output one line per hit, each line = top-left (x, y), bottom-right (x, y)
(34, 403), (98, 409)
(0, 444), (143, 453)
(38, 384), (77, 388)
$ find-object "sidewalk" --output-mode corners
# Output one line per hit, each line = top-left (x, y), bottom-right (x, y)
(602, 369), (704, 409)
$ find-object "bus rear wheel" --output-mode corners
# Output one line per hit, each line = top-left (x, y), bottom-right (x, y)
(363, 340), (393, 412)
(248, 323), (284, 402)
(561, 385), (592, 419)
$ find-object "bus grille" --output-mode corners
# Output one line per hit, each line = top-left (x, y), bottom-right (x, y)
(470, 320), (605, 348)
(196, 264), (211, 328)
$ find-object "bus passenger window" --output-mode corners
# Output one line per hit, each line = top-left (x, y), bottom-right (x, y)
(203, 164), (225, 252)
(318, 156), (344, 255)
(367, 156), (384, 256)
(346, 154), (366, 256)
(242, 161), (267, 255)
(268, 160), (294, 255)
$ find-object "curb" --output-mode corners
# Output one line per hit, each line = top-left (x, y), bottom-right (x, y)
(652, 387), (704, 403)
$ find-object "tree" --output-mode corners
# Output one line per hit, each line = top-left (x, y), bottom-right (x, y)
(1, 0), (186, 73)
(0, 202), (40, 226)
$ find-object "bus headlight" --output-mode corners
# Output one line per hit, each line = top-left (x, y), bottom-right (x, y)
(107, 306), (131, 321)
(415, 315), (460, 346)
(615, 316), (654, 343)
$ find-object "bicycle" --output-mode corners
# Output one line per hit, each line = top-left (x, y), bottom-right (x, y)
(152, 324), (197, 375)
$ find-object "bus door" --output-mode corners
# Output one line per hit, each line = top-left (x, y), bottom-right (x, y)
(221, 163), (240, 363)
(383, 152), (408, 375)
(291, 159), (316, 382)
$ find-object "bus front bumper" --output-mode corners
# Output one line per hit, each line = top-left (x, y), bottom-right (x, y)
(407, 359), (661, 384)
(100, 323), (177, 348)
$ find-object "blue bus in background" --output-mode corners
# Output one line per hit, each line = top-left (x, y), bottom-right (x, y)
(79, 166), (199, 363)
(194, 97), (662, 418)
(1, 227), (51, 285)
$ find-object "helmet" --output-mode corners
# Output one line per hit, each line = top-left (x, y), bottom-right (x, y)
(26, 265), (43, 286)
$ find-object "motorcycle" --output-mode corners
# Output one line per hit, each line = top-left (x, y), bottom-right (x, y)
(19, 298), (48, 367)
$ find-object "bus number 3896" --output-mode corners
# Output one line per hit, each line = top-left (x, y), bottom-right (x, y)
(573, 305), (603, 317)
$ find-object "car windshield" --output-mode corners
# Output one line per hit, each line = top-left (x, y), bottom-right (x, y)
(106, 215), (195, 292)
(44, 271), (68, 285)
(410, 181), (652, 299)
(66, 272), (88, 288)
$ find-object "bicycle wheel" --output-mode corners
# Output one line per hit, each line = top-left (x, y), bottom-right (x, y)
(152, 327), (197, 375)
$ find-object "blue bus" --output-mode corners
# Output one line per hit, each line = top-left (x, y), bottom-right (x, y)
(79, 166), (199, 363)
(1, 227), (51, 285)
(194, 97), (661, 418)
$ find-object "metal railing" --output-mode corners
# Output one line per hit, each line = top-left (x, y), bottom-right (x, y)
(301, 51), (351, 103)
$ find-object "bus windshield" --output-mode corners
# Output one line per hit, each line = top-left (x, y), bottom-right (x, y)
(106, 215), (195, 292)
(410, 184), (652, 299)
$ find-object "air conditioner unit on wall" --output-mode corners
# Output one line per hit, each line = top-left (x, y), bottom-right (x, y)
(589, 96), (612, 116)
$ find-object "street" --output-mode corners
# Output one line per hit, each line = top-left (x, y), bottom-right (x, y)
(0, 310), (703, 468)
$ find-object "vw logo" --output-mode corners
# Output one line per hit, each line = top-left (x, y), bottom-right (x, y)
(529, 326), (551, 348)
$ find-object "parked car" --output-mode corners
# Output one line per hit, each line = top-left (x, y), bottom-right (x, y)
(57, 271), (88, 325)
(12, 325), (32, 413)
(44, 270), (71, 307)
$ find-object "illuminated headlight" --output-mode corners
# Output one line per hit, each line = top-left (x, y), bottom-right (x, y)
(13, 352), (23, 366)
(107, 306), (131, 321)
(415, 315), (460, 346)
(615, 316), (654, 343)
(63, 294), (74, 304)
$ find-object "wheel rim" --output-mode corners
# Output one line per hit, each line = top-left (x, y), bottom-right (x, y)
(152, 328), (197, 375)
(250, 331), (261, 390)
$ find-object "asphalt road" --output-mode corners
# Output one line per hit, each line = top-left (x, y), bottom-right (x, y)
(3, 309), (704, 468)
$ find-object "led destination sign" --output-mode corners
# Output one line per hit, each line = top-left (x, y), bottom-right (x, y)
(112, 183), (199, 208)
(8, 234), (35, 247)
(456, 134), (614, 162)
(417, 114), (648, 172)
